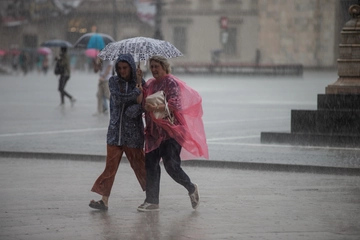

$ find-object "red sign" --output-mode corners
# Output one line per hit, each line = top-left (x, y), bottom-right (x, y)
(220, 17), (228, 29)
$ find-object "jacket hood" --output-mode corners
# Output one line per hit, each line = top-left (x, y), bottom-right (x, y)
(115, 54), (137, 83)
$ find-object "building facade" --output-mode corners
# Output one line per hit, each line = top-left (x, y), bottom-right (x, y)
(162, 0), (259, 65)
(257, 0), (338, 67)
(162, 0), (339, 68)
(0, 0), (343, 68)
(0, 0), (152, 50)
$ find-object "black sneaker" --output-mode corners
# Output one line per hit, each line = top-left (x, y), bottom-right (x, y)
(89, 200), (108, 211)
(189, 184), (200, 209)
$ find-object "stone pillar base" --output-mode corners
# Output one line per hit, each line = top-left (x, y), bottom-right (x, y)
(260, 4), (360, 148)
(260, 94), (360, 148)
(325, 77), (360, 94)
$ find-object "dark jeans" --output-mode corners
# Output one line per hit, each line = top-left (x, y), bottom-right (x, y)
(145, 138), (195, 204)
(58, 75), (72, 104)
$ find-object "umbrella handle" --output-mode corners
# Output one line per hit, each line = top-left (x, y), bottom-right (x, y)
(136, 64), (143, 84)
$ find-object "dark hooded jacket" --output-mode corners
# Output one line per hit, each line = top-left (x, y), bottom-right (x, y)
(106, 54), (145, 148)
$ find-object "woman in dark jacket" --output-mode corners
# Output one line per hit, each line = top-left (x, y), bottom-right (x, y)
(89, 54), (146, 210)
(56, 47), (76, 107)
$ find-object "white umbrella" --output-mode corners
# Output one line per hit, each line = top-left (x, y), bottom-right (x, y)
(97, 37), (183, 63)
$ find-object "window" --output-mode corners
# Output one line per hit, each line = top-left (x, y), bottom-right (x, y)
(223, 27), (237, 55)
(221, 0), (242, 11)
(173, 26), (187, 54)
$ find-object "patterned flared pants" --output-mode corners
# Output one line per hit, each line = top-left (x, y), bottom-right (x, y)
(91, 144), (146, 197)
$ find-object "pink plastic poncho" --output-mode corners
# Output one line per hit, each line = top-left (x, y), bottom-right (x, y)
(144, 74), (209, 160)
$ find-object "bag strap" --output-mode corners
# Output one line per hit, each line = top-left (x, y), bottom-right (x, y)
(163, 92), (169, 116)
(163, 92), (174, 124)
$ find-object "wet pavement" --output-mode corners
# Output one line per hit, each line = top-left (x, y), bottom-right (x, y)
(1, 70), (360, 169)
(1, 70), (360, 239)
(1, 157), (359, 240)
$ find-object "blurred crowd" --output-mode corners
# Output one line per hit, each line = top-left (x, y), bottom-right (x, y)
(0, 47), (97, 75)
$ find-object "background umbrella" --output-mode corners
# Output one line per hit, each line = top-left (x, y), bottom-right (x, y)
(73, 33), (114, 49)
(41, 39), (73, 48)
(37, 47), (52, 55)
(84, 48), (99, 58)
(87, 35), (105, 50)
(0, 49), (6, 56)
(97, 37), (183, 63)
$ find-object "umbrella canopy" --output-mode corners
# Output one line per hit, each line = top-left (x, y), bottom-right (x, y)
(87, 35), (105, 50)
(84, 48), (99, 58)
(0, 49), (6, 56)
(37, 47), (52, 55)
(97, 37), (183, 63)
(73, 33), (114, 49)
(41, 39), (73, 48)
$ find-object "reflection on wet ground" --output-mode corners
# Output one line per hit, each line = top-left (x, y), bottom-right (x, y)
(0, 158), (359, 240)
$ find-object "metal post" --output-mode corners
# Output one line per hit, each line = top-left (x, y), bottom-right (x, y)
(153, 0), (163, 40)
(113, 0), (117, 40)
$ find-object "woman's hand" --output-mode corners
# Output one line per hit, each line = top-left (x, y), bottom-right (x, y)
(136, 83), (143, 91)
(136, 67), (143, 84)
(144, 102), (156, 112)
(136, 84), (143, 104)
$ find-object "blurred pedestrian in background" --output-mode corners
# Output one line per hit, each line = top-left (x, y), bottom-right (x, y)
(55, 47), (76, 107)
(36, 55), (43, 74)
(19, 51), (29, 75)
(11, 53), (19, 75)
(89, 54), (146, 211)
(42, 55), (49, 74)
(93, 57), (113, 115)
(137, 55), (209, 212)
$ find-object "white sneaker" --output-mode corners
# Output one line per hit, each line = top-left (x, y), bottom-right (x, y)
(137, 201), (159, 212)
(189, 184), (200, 209)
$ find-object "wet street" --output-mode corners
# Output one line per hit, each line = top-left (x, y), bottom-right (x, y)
(0, 70), (360, 240)
(0, 157), (359, 240)
(1, 70), (360, 168)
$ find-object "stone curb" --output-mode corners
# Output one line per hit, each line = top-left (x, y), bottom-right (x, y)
(1, 151), (359, 176)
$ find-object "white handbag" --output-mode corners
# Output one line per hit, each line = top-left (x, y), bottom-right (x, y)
(145, 90), (174, 123)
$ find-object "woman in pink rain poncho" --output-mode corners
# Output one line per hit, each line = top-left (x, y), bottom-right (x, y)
(137, 55), (208, 212)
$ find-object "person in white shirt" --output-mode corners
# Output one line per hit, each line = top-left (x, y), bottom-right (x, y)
(94, 58), (114, 115)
